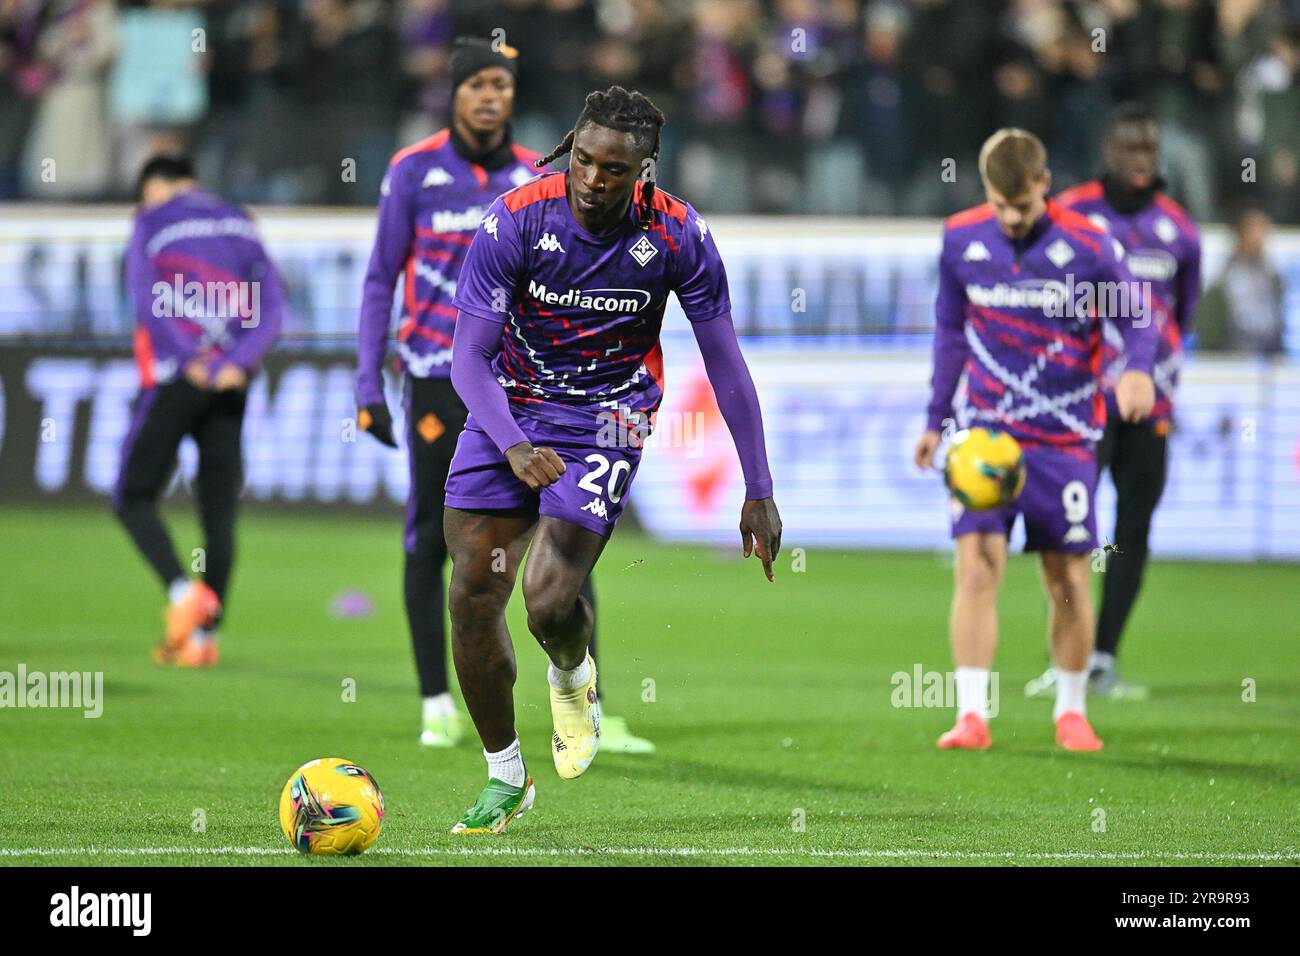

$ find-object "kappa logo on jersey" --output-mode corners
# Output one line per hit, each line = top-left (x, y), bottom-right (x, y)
(433, 206), (488, 233)
(422, 167), (454, 188)
(963, 240), (991, 262)
(580, 497), (610, 520)
(1154, 215), (1178, 245)
(1064, 524), (1091, 545)
(481, 213), (500, 240)
(696, 216), (709, 238)
(1045, 238), (1075, 269)
(533, 232), (566, 253)
(628, 234), (658, 267)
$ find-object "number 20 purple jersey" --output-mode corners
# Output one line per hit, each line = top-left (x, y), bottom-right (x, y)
(451, 172), (731, 436)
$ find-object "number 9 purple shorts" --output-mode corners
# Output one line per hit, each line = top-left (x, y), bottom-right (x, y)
(950, 444), (1098, 553)
(444, 412), (642, 539)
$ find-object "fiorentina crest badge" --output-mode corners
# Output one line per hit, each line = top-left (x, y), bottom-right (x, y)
(628, 234), (658, 267)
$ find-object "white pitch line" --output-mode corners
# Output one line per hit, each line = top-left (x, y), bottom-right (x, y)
(0, 846), (1296, 862)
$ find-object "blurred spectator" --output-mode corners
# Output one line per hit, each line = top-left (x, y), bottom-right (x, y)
(1196, 207), (1287, 354)
(394, 0), (453, 144)
(0, 0), (1298, 220)
(19, 0), (117, 200)
(0, 1), (50, 199)
(109, 2), (208, 199)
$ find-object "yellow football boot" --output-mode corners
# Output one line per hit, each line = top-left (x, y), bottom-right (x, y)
(549, 654), (600, 779)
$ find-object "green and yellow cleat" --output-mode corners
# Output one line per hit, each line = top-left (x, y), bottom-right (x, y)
(549, 654), (600, 779)
(598, 713), (655, 754)
(450, 776), (535, 835)
(419, 710), (465, 748)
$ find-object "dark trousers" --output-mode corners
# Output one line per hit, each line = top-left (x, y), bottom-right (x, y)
(1095, 416), (1168, 659)
(402, 376), (601, 699)
(113, 379), (247, 622)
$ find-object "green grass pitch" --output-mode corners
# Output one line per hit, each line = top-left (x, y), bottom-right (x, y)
(0, 505), (1296, 866)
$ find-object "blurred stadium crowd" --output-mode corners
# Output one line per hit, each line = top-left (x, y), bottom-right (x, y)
(1, 0), (1298, 223)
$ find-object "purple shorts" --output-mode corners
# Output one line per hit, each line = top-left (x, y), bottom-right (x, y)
(444, 412), (642, 538)
(951, 444), (1098, 553)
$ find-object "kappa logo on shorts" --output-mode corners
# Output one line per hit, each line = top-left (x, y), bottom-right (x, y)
(580, 497), (610, 520)
(1064, 524), (1090, 544)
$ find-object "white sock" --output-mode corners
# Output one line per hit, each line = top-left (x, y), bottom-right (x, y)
(484, 737), (526, 788)
(1055, 668), (1088, 720)
(955, 667), (989, 719)
(422, 692), (454, 721)
(1089, 650), (1115, 672)
(548, 655), (591, 692)
(168, 578), (191, 604)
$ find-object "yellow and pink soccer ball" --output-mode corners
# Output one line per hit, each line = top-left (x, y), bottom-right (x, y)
(279, 758), (384, 856)
(943, 427), (1027, 511)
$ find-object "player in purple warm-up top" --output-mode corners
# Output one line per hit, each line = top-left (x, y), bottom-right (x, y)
(442, 86), (782, 833)
(115, 155), (284, 668)
(913, 129), (1158, 753)
(1024, 105), (1201, 703)
(353, 38), (654, 755)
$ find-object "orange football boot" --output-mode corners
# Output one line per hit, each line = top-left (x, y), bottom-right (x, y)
(173, 634), (220, 668)
(1055, 712), (1104, 751)
(937, 712), (992, 750)
(155, 582), (220, 664)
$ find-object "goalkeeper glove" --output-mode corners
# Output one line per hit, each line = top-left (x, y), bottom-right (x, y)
(358, 403), (397, 448)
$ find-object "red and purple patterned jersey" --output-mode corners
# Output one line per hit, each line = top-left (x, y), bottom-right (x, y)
(926, 199), (1158, 452)
(1055, 180), (1201, 425)
(452, 172), (731, 433)
(355, 128), (541, 406)
(125, 188), (284, 388)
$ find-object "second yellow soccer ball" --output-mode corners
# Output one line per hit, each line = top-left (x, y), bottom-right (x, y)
(943, 427), (1027, 511)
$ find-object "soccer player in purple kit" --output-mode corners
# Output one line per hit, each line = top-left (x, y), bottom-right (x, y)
(913, 129), (1158, 752)
(441, 86), (781, 833)
(1025, 105), (1201, 702)
(355, 39), (652, 755)
(115, 155), (284, 667)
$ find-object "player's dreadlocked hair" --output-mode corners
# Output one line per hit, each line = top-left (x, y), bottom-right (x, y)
(536, 85), (666, 230)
